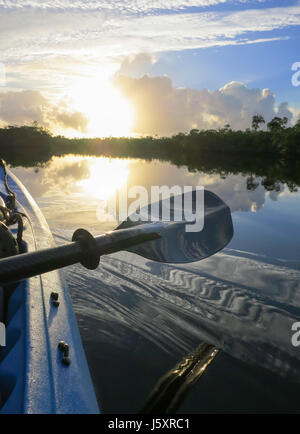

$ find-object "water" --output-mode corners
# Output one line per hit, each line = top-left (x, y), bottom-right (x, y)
(10, 155), (300, 413)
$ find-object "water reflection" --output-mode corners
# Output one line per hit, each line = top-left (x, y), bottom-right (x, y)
(77, 158), (130, 200)
(7, 154), (300, 412)
(10, 155), (299, 224)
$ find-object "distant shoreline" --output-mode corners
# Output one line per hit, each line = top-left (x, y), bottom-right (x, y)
(0, 119), (300, 192)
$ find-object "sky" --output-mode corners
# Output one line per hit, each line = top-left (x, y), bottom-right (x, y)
(0, 0), (299, 137)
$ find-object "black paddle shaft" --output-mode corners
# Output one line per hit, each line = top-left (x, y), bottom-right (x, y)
(0, 228), (160, 285)
(0, 190), (234, 286)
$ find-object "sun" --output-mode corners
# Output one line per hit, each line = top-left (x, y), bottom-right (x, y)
(69, 79), (134, 137)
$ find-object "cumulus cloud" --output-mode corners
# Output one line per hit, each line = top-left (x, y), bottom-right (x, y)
(0, 90), (47, 125)
(55, 111), (88, 133)
(118, 53), (157, 77)
(0, 77), (294, 136)
(115, 74), (293, 135)
(0, 1), (298, 117)
(0, 90), (88, 132)
(289, 107), (300, 125)
(0, 2), (298, 136)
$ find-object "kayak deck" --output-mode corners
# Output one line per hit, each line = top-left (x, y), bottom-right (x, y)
(0, 169), (99, 413)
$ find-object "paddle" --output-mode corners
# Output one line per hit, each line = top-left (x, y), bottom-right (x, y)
(140, 343), (219, 414)
(0, 189), (233, 285)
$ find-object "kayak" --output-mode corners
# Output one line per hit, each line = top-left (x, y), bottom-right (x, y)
(0, 167), (100, 414)
(0, 162), (234, 414)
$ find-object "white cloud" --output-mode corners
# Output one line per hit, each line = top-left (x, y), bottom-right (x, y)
(0, 1), (298, 135)
(0, 1), (255, 13)
(0, 90), (48, 125)
(104, 5), (300, 55)
(289, 107), (300, 125)
(115, 74), (293, 135)
(55, 110), (88, 132)
(0, 90), (88, 132)
(0, 75), (294, 136)
(118, 53), (158, 76)
(0, 3), (299, 63)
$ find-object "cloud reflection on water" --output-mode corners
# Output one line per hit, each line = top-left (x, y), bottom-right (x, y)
(10, 155), (300, 394)
(11, 155), (295, 227)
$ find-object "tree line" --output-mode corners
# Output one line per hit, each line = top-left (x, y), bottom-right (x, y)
(0, 114), (299, 158)
(0, 115), (299, 192)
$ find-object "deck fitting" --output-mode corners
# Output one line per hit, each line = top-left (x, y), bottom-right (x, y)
(51, 292), (60, 307)
(62, 356), (71, 366)
(58, 341), (71, 366)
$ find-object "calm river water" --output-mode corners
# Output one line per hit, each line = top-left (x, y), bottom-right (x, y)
(10, 155), (300, 413)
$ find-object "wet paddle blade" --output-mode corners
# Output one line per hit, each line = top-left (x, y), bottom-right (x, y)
(115, 189), (233, 263)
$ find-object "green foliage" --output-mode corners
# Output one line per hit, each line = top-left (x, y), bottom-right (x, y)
(0, 123), (52, 166)
(267, 116), (288, 133)
(252, 114), (265, 131)
(0, 115), (299, 172)
(294, 118), (300, 131)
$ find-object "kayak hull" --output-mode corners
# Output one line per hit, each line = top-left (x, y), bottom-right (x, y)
(0, 169), (100, 413)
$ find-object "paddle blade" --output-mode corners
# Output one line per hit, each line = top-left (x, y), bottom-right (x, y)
(115, 189), (233, 263)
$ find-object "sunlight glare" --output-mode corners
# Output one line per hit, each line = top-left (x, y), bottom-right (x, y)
(70, 79), (134, 137)
(78, 157), (130, 200)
